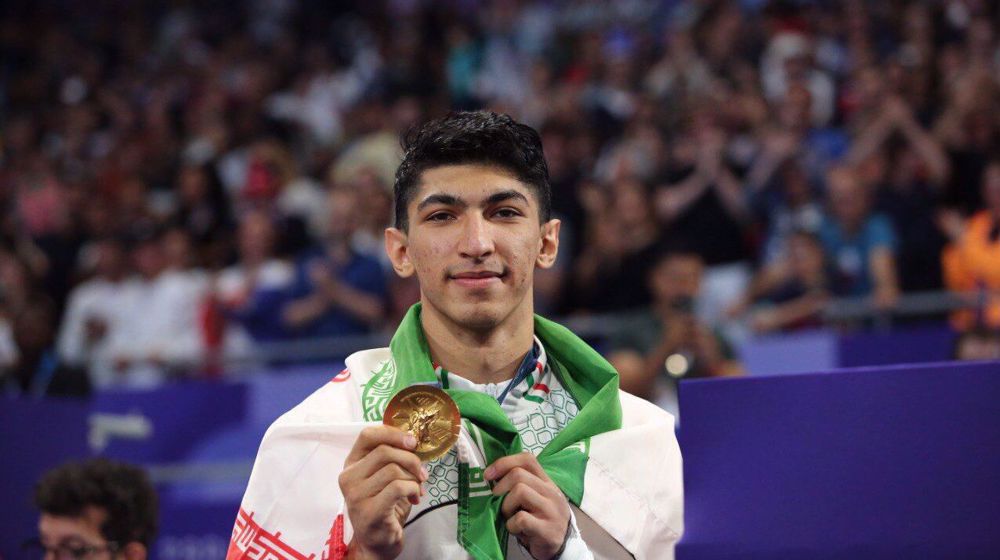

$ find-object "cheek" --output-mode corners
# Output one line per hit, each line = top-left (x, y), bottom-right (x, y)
(508, 238), (540, 279)
(411, 240), (451, 278)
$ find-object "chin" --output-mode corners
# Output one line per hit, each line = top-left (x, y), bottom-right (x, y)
(453, 306), (505, 333)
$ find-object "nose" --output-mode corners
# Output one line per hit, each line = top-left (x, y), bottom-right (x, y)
(458, 215), (494, 260)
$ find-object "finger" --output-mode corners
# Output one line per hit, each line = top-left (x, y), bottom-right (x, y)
(355, 462), (423, 499)
(505, 510), (541, 540)
(348, 444), (426, 485)
(499, 481), (550, 519)
(346, 425), (417, 465)
(370, 479), (422, 512)
(491, 466), (551, 498)
(484, 451), (548, 483)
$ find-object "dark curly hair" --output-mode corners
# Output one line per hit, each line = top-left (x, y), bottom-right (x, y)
(34, 458), (159, 547)
(393, 110), (551, 230)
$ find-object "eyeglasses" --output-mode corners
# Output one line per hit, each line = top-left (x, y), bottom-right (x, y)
(20, 538), (119, 559)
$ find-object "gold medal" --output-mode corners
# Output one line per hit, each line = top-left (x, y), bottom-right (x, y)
(383, 384), (461, 462)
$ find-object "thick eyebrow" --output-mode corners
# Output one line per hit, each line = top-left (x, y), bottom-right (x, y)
(416, 189), (530, 212)
(485, 190), (529, 207)
(416, 193), (465, 212)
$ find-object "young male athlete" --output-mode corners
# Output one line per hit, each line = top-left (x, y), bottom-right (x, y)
(228, 111), (683, 560)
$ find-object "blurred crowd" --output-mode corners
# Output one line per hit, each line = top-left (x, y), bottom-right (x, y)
(2, 0), (1000, 397)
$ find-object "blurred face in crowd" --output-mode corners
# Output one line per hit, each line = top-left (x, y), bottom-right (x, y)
(178, 165), (209, 205)
(780, 163), (812, 206)
(326, 188), (361, 242)
(779, 84), (812, 130)
(826, 166), (869, 231)
(352, 171), (394, 233)
(613, 178), (654, 230)
(385, 164), (559, 333)
(0, 253), (30, 303)
(117, 178), (148, 215)
(237, 211), (277, 264)
(131, 239), (164, 280)
(649, 253), (704, 308)
(15, 302), (55, 354)
(162, 228), (194, 270)
(788, 233), (826, 282)
(855, 149), (888, 189)
(854, 66), (886, 112)
(94, 241), (127, 280)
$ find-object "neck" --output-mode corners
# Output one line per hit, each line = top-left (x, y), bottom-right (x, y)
(420, 302), (535, 385)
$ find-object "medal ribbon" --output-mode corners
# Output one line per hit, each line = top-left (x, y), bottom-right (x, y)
(370, 303), (622, 559)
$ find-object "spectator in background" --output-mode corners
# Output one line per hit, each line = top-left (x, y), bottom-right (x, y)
(761, 32), (836, 128)
(747, 230), (835, 333)
(750, 158), (824, 268)
(214, 210), (295, 351)
(170, 163), (234, 269)
(328, 95), (416, 196)
(942, 161), (1000, 329)
(104, 229), (207, 389)
(819, 165), (900, 309)
(282, 188), (386, 339)
(764, 82), (849, 187)
(571, 177), (665, 313)
(932, 24), (999, 215)
(3, 293), (89, 396)
(338, 168), (396, 269)
(56, 237), (130, 386)
(27, 458), (158, 560)
(241, 139), (326, 249)
(609, 250), (741, 414)
(0, 249), (88, 396)
(655, 112), (752, 326)
(847, 94), (950, 293)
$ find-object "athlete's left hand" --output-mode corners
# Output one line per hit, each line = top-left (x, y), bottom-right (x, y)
(485, 451), (571, 560)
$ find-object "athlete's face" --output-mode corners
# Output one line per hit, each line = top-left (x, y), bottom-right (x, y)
(385, 164), (559, 333)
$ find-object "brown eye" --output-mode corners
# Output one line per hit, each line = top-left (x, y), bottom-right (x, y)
(494, 208), (522, 219)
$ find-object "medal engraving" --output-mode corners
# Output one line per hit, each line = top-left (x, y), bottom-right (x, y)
(383, 385), (460, 462)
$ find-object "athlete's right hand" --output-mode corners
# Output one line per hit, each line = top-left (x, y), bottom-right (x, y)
(340, 425), (428, 559)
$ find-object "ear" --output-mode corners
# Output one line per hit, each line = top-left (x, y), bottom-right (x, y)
(120, 542), (147, 560)
(536, 219), (561, 269)
(385, 227), (415, 278)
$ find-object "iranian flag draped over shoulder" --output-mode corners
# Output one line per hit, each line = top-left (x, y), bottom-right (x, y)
(227, 304), (683, 560)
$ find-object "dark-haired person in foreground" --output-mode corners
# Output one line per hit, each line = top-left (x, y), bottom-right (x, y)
(28, 458), (158, 560)
(229, 111), (683, 559)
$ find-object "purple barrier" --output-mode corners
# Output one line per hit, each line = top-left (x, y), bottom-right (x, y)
(740, 324), (958, 375)
(740, 329), (838, 375)
(677, 360), (1000, 559)
(0, 398), (90, 556)
(838, 325), (957, 368)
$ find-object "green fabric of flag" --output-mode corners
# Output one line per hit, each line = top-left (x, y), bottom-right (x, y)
(366, 303), (623, 559)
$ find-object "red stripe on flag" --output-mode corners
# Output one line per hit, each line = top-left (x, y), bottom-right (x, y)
(324, 513), (348, 559)
(227, 508), (315, 560)
(532, 383), (550, 393)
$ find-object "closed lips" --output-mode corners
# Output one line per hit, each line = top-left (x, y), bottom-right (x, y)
(451, 270), (504, 279)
